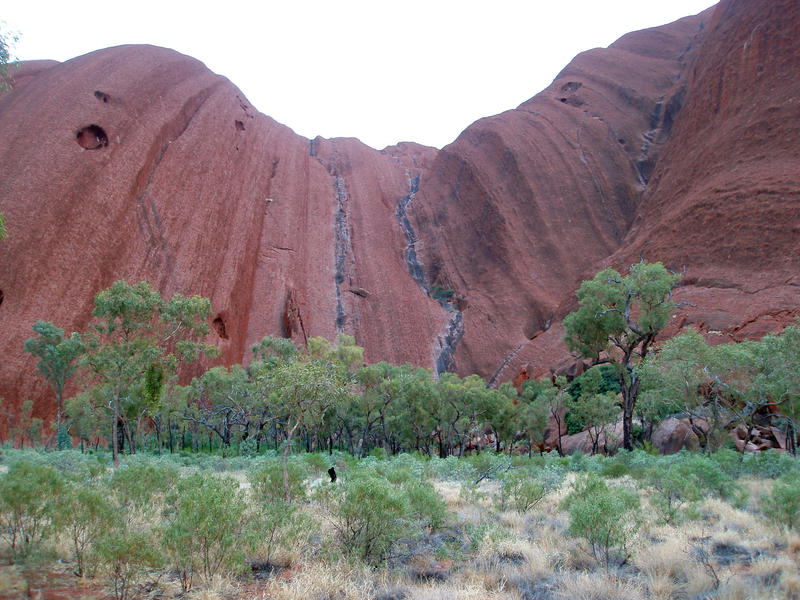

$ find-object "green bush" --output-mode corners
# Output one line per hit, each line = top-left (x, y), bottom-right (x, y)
(238, 436), (258, 457)
(0, 459), (65, 559)
(52, 480), (117, 576)
(252, 499), (313, 566)
(761, 474), (800, 530)
(600, 459), (630, 479)
(561, 474), (643, 568)
(672, 453), (734, 499)
(111, 458), (179, 522)
(162, 472), (254, 590)
(56, 425), (73, 450)
(501, 470), (546, 512)
(317, 471), (409, 564)
(403, 480), (447, 529)
(740, 450), (797, 479)
(248, 456), (308, 503)
(95, 528), (162, 600)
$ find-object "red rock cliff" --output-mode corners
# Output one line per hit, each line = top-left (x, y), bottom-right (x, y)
(0, 46), (448, 422)
(2, 0), (798, 424)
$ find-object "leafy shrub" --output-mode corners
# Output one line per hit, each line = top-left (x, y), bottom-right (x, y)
(45, 449), (107, 480)
(646, 452), (741, 522)
(111, 459), (179, 523)
(162, 472), (254, 590)
(563, 410), (584, 435)
(303, 451), (330, 475)
(239, 436), (258, 457)
(761, 474), (800, 530)
(383, 453), (425, 483)
(600, 459), (630, 479)
(0, 459), (64, 559)
(252, 499), (313, 566)
(316, 471), (409, 564)
(672, 453), (734, 499)
(740, 450), (797, 479)
(56, 425), (73, 450)
(561, 474), (643, 568)
(95, 528), (162, 600)
(403, 480), (447, 529)
(52, 480), (117, 576)
(249, 456), (308, 503)
(501, 470), (546, 512)
(567, 364), (620, 400)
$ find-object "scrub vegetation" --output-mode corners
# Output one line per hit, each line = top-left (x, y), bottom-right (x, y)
(4, 263), (800, 598)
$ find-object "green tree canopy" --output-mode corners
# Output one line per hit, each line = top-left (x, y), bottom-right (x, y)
(563, 260), (680, 450)
(82, 280), (216, 464)
(24, 321), (84, 433)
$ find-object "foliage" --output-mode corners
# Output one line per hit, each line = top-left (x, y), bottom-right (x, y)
(162, 472), (254, 590)
(402, 479), (447, 529)
(251, 499), (312, 567)
(317, 470), (410, 564)
(568, 364), (620, 399)
(565, 366), (620, 454)
(500, 470), (546, 512)
(94, 528), (161, 600)
(111, 459), (179, 523)
(82, 280), (216, 464)
(563, 260), (680, 450)
(0, 459), (64, 559)
(24, 321), (84, 432)
(561, 474), (643, 568)
(431, 285), (455, 302)
(761, 473), (800, 530)
(53, 479), (117, 576)
(249, 456), (308, 503)
(0, 24), (17, 92)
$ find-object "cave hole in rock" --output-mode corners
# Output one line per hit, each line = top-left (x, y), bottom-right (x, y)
(559, 98), (568, 103)
(235, 120), (245, 132)
(212, 315), (229, 340)
(76, 125), (108, 150)
(0, 290), (4, 309)
(618, 138), (626, 145)
(94, 90), (111, 103)
(560, 81), (582, 93)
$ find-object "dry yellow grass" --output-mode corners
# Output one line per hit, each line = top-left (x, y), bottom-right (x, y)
(556, 571), (646, 600)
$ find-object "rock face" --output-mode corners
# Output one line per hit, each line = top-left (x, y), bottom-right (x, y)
(0, 46), (448, 420)
(462, 0), (800, 383)
(408, 9), (711, 380)
(2, 0), (799, 426)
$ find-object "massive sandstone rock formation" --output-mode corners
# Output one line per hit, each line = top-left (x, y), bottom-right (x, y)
(1, 0), (798, 423)
(486, 0), (800, 385)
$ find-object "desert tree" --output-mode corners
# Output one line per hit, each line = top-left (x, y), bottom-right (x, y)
(82, 280), (216, 464)
(24, 321), (84, 435)
(563, 260), (680, 450)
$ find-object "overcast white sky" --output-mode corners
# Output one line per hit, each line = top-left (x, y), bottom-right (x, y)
(3, 1), (717, 150)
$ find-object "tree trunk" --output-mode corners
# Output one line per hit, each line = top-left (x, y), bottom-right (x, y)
(620, 368), (638, 452)
(283, 421), (300, 502)
(56, 391), (62, 434)
(111, 392), (121, 466)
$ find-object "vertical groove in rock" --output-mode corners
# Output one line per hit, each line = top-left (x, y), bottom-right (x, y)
(333, 176), (355, 333)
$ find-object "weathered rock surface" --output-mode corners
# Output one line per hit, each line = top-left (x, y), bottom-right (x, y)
(409, 9), (714, 380)
(485, 0), (800, 383)
(651, 417), (701, 454)
(2, 0), (799, 426)
(0, 46), (447, 420)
